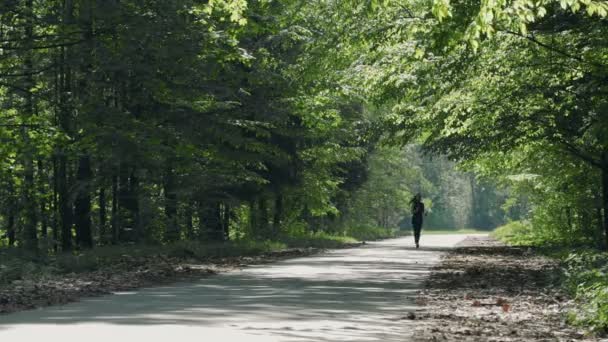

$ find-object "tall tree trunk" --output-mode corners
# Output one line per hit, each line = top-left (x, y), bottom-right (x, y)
(164, 163), (179, 242)
(212, 202), (223, 241)
(74, 155), (93, 249)
(58, 154), (72, 251)
(7, 214), (15, 247)
(20, 0), (38, 252)
(469, 175), (477, 228)
(118, 164), (129, 241)
(37, 159), (48, 240)
(6, 173), (16, 247)
(116, 164), (141, 241)
(99, 187), (107, 244)
(197, 201), (206, 241)
(129, 168), (142, 241)
(58, 0), (74, 252)
(258, 197), (269, 239)
(595, 192), (604, 249)
(273, 194), (283, 235)
(184, 203), (194, 240)
(602, 151), (608, 250)
(249, 199), (257, 237)
(52, 154), (59, 252)
(111, 174), (119, 244)
(73, 0), (94, 250)
(198, 200), (223, 241)
(222, 203), (230, 240)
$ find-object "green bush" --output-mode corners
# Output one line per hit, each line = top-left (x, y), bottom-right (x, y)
(55, 254), (102, 273)
(494, 222), (608, 334)
(346, 226), (401, 241)
(492, 221), (538, 245)
(563, 251), (608, 334)
(0, 249), (51, 284)
(169, 240), (287, 259)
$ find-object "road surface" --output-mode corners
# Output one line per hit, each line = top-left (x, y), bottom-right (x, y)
(0, 234), (478, 342)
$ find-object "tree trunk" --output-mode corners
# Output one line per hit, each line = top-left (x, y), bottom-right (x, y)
(222, 203), (230, 240)
(20, 0), (38, 252)
(595, 192), (604, 249)
(602, 151), (608, 250)
(198, 200), (223, 241)
(249, 199), (257, 237)
(37, 159), (48, 239)
(58, 154), (72, 251)
(469, 174), (477, 228)
(163, 163), (179, 242)
(74, 155), (93, 249)
(116, 164), (141, 241)
(73, 0), (94, 250)
(184, 203), (194, 240)
(58, 0), (74, 252)
(7, 213), (15, 247)
(52, 154), (59, 252)
(99, 187), (107, 244)
(129, 169), (142, 241)
(111, 174), (119, 244)
(118, 165), (130, 241)
(258, 197), (269, 239)
(273, 194), (283, 235)
(6, 173), (16, 247)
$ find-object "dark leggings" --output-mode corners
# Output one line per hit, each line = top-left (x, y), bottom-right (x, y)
(413, 223), (422, 244)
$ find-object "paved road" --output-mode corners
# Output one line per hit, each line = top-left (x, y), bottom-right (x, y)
(0, 234), (477, 342)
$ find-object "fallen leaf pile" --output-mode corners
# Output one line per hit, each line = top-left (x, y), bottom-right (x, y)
(411, 236), (594, 341)
(0, 247), (320, 315)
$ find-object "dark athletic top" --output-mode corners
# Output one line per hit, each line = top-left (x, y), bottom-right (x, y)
(412, 202), (424, 225)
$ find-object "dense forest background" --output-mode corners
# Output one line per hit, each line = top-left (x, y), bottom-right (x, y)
(0, 0), (605, 254)
(1, 0), (607, 333)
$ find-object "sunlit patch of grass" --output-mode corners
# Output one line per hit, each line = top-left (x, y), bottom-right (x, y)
(278, 232), (359, 249)
(1, 228), (405, 285)
(422, 228), (492, 235)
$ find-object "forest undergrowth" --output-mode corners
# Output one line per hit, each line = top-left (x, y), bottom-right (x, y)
(413, 235), (594, 341)
(0, 228), (403, 315)
(494, 222), (608, 336)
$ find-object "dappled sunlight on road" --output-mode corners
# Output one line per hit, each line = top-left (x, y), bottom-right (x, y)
(0, 234), (480, 342)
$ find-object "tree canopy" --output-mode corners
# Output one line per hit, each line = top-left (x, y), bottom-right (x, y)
(0, 0), (606, 253)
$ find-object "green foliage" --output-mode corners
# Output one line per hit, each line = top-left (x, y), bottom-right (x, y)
(495, 224), (608, 334)
(168, 240), (287, 259)
(563, 251), (608, 334)
(345, 226), (403, 241)
(493, 221), (538, 245)
(423, 228), (492, 234)
(0, 259), (45, 285)
(277, 232), (358, 249)
(355, 0), (608, 253)
(0, 8), (604, 339)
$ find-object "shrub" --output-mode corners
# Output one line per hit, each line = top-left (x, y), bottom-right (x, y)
(346, 225), (400, 241)
(492, 221), (537, 245)
(563, 251), (608, 334)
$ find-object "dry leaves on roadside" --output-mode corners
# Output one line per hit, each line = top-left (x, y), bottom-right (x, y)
(0, 248), (318, 315)
(412, 236), (592, 341)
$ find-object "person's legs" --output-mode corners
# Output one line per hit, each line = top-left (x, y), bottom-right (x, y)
(413, 223), (421, 248)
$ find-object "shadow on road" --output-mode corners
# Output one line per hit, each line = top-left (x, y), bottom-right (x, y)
(0, 235), (472, 342)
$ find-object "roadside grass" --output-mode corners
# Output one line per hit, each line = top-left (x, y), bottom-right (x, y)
(493, 221), (608, 336)
(278, 233), (358, 249)
(423, 228), (493, 235)
(0, 240), (288, 285)
(347, 226), (408, 240)
(0, 227), (402, 286)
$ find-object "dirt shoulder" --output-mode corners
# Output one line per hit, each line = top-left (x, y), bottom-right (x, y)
(412, 236), (594, 341)
(0, 247), (328, 315)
